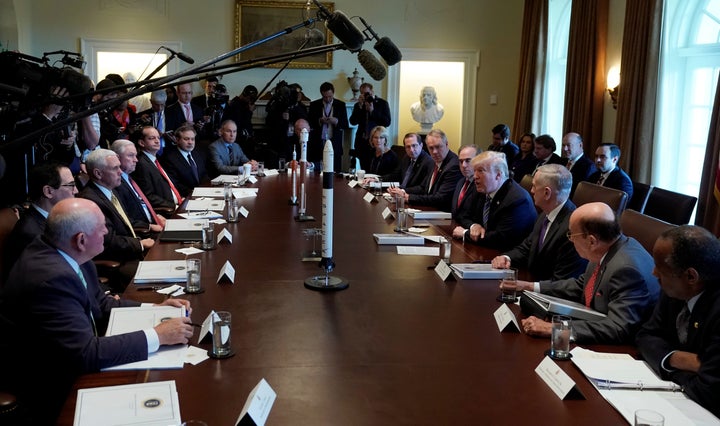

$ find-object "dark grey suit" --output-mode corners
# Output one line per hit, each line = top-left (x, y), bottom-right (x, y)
(503, 200), (587, 281)
(208, 139), (250, 177)
(383, 150), (435, 193)
(539, 235), (660, 343)
(407, 151), (462, 212)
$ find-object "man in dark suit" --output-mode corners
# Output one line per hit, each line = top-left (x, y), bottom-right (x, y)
(487, 123), (518, 168)
(587, 143), (633, 200)
(160, 124), (208, 197)
(636, 225), (720, 418)
(532, 134), (564, 173)
(132, 126), (181, 211)
(388, 129), (462, 212)
(512, 202), (660, 343)
(451, 145), (479, 222)
(308, 82), (349, 170)
(561, 132), (596, 196)
(380, 133), (434, 193)
(452, 150), (537, 251)
(349, 82), (391, 170)
(3, 163), (77, 279)
(134, 89), (170, 155)
(0, 197), (193, 424)
(165, 83), (205, 134)
(492, 164), (587, 281)
(208, 119), (258, 177)
(78, 149), (154, 265)
(111, 139), (165, 233)
(191, 76), (218, 111)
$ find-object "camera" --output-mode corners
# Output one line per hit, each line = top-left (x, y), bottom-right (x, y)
(364, 94), (375, 104)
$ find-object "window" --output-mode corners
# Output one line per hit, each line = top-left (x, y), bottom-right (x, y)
(538, 0), (572, 139)
(654, 0), (720, 201)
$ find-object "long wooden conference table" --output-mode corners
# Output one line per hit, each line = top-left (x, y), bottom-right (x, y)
(59, 171), (630, 425)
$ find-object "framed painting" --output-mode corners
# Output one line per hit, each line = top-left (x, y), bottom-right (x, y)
(235, 1), (334, 69)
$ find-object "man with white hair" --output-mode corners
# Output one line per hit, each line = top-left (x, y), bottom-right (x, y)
(0, 197), (193, 424)
(452, 150), (536, 250)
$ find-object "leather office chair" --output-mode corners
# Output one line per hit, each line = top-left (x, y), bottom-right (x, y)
(620, 209), (676, 254)
(0, 207), (19, 287)
(627, 181), (653, 213)
(643, 187), (697, 225)
(572, 181), (628, 215)
(519, 174), (533, 194)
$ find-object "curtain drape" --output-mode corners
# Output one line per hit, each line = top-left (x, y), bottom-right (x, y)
(562, 0), (608, 151)
(613, 0), (663, 182)
(512, 0), (548, 141)
(696, 71), (720, 235)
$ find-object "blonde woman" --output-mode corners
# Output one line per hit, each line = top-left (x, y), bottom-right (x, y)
(368, 126), (398, 175)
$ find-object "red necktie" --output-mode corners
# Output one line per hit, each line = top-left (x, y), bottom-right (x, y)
(154, 159), (183, 204)
(457, 180), (470, 207)
(130, 177), (161, 225)
(584, 264), (601, 307)
(428, 165), (439, 193)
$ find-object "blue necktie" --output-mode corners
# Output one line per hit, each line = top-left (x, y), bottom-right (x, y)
(482, 195), (491, 227)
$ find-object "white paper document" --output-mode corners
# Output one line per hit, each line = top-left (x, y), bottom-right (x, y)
(103, 306), (187, 370)
(163, 218), (208, 231)
(211, 174), (240, 184)
(191, 186), (226, 197)
(397, 246), (439, 256)
(185, 198), (225, 211)
(133, 260), (188, 284)
(450, 263), (506, 279)
(232, 187), (259, 199)
(74, 380), (181, 426)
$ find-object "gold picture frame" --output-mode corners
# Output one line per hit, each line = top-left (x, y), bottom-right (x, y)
(235, 1), (334, 69)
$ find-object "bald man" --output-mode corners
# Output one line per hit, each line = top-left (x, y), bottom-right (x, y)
(0, 198), (193, 424)
(506, 202), (660, 344)
(561, 132), (596, 196)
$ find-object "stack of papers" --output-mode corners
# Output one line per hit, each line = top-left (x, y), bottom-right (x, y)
(450, 263), (506, 279)
(522, 291), (607, 321)
(211, 174), (240, 185)
(373, 233), (425, 245)
(104, 306), (188, 370)
(133, 260), (188, 284)
(185, 198), (225, 211)
(74, 381), (181, 426)
(407, 210), (452, 220)
(158, 219), (205, 242)
(570, 348), (720, 425)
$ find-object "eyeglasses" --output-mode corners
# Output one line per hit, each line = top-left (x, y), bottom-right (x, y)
(566, 231), (586, 240)
(59, 182), (76, 188)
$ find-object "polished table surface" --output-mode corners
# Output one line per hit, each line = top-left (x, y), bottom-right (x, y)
(60, 172), (630, 425)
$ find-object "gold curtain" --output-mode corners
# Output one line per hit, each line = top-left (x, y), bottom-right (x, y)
(562, 0), (608, 151)
(512, 0), (547, 141)
(696, 71), (720, 235)
(614, 0), (663, 182)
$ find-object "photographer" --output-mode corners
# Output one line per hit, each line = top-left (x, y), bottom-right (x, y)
(265, 81), (308, 163)
(222, 85), (257, 159)
(349, 82), (391, 170)
(202, 83), (229, 141)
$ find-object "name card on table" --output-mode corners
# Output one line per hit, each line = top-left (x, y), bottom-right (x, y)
(535, 356), (584, 400)
(218, 228), (233, 244)
(381, 207), (394, 220)
(347, 180), (359, 188)
(434, 259), (455, 282)
(197, 310), (216, 344)
(235, 378), (276, 426)
(247, 175), (258, 184)
(363, 192), (377, 203)
(217, 261), (236, 284)
(240, 206), (250, 218)
(493, 304), (520, 332)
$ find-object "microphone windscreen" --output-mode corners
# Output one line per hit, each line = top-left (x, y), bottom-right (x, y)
(326, 11), (365, 52)
(374, 37), (402, 66)
(357, 49), (387, 81)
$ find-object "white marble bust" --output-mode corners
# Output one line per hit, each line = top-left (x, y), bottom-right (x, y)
(410, 86), (444, 131)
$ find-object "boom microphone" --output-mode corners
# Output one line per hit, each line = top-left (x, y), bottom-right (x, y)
(358, 17), (402, 66)
(160, 46), (195, 64)
(312, 0), (365, 52)
(357, 49), (387, 81)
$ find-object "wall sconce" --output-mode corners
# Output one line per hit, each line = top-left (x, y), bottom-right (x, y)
(607, 65), (620, 110)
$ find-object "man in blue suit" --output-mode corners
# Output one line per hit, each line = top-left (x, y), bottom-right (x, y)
(0, 198), (193, 424)
(453, 150), (537, 251)
(208, 120), (257, 178)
